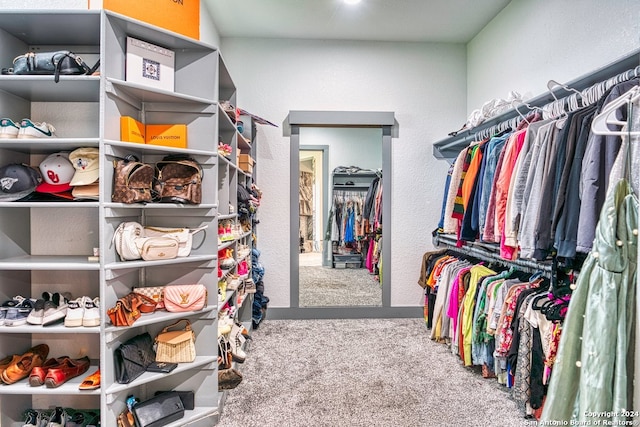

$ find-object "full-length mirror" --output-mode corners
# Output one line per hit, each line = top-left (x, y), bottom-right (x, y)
(298, 127), (383, 307)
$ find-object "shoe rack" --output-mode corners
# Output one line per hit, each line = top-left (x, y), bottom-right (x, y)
(0, 10), (221, 427)
(216, 54), (257, 413)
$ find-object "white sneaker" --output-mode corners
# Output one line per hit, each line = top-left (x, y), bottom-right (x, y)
(64, 296), (87, 327)
(41, 292), (69, 326)
(0, 118), (19, 138)
(82, 297), (100, 327)
(17, 118), (55, 139)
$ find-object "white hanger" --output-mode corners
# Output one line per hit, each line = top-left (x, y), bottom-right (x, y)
(591, 85), (640, 135)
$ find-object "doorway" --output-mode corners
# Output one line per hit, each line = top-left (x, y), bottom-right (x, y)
(286, 110), (396, 318)
(299, 147), (327, 268)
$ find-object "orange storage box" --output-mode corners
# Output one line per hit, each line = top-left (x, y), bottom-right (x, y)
(120, 116), (146, 144)
(145, 124), (187, 148)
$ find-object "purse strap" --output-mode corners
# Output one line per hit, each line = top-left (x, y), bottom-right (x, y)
(129, 292), (158, 313)
(161, 318), (192, 333)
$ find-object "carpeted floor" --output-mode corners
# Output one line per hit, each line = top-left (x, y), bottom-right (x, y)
(299, 266), (382, 307)
(217, 318), (525, 427)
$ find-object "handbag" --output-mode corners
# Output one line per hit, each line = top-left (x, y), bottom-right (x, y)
(137, 236), (180, 261)
(143, 225), (207, 257)
(218, 367), (243, 390)
(155, 390), (195, 410)
(114, 332), (156, 384)
(11, 50), (99, 83)
(113, 221), (180, 262)
(133, 286), (165, 309)
(155, 319), (196, 363)
(132, 391), (185, 427)
(155, 155), (203, 204)
(112, 157), (155, 204)
(163, 284), (208, 313)
(107, 292), (158, 327)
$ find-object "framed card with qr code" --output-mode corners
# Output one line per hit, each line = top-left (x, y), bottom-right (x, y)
(126, 36), (174, 91)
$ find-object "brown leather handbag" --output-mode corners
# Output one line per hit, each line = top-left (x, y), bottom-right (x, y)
(107, 292), (158, 327)
(112, 156), (155, 204)
(155, 155), (202, 204)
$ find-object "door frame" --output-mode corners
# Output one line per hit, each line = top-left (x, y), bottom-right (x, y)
(277, 110), (419, 319)
(298, 145), (330, 266)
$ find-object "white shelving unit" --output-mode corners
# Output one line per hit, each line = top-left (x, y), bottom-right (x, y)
(0, 10), (221, 427)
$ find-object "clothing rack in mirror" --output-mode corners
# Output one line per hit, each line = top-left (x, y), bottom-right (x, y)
(432, 233), (553, 278)
(433, 47), (640, 162)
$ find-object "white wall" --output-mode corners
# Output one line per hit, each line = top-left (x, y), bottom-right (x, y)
(220, 38), (466, 308)
(467, 0), (640, 113)
(300, 127), (382, 172)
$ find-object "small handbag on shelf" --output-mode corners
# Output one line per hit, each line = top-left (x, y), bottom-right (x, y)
(11, 50), (99, 82)
(143, 225), (207, 257)
(114, 332), (156, 384)
(163, 284), (208, 313)
(132, 286), (165, 309)
(107, 292), (158, 327)
(155, 319), (197, 364)
(132, 391), (185, 427)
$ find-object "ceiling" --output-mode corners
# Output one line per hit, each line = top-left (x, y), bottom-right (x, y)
(203, 0), (512, 44)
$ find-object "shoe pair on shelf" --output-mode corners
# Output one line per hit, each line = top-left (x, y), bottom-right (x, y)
(26, 292), (71, 326)
(23, 407), (100, 427)
(64, 296), (100, 327)
(0, 118), (56, 139)
(0, 296), (35, 327)
(0, 343), (49, 384)
(29, 356), (90, 388)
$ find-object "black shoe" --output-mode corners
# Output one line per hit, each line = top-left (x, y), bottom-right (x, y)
(22, 409), (40, 427)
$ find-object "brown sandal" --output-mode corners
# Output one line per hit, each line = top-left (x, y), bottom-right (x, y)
(78, 368), (100, 390)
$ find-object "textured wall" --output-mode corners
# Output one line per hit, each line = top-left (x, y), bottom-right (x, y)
(467, 0), (640, 113)
(220, 38), (466, 307)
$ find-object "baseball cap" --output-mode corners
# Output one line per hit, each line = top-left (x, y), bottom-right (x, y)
(36, 152), (74, 193)
(69, 147), (99, 186)
(0, 163), (41, 201)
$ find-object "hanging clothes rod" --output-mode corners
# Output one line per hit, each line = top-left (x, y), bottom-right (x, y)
(433, 47), (640, 161)
(433, 234), (553, 278)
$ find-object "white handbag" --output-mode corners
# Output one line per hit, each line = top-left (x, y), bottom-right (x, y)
(113, 221), (145, 261)
(144, 225), (207, 257)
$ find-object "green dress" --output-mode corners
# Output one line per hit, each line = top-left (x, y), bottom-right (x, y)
(540, 179), (638, 423)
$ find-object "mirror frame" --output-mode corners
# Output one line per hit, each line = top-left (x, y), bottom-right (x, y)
(278, 110), (416, 319)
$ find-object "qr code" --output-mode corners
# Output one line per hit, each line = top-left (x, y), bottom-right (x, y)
(142, 58), (160, 81)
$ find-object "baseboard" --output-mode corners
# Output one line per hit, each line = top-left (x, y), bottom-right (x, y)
(266, 306), (423, 320)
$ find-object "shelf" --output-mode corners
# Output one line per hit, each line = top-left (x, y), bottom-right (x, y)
(218, 241), (234, 251)
(166, 408), (219, 427)
(218, 290), (235, 310)
(0, 256), (100, 270)
(0, 76), (100, 102)
(106, 78), (217, 113)
(218, 213), (238, 220)
(104, 140), (218, 161)
(0, 324), (100, 334)
(106, 356), (216, 395)
(0, 138), (99, 153)
(0, 201), (99, 208)
(237, 133), (252, 151)
(0, 10), (101, 45)
(105, 255), (217, 271)
(104, 307), (216, 343)
(104, 203), (217, 212)
(0, 361), (100, 395)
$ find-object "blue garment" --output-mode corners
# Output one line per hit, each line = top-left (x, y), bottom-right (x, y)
(478, 134), (509, 234)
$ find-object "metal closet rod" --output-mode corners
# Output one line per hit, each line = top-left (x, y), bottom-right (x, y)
(433, 234), (553, 277)
(433, 47), (640, 159)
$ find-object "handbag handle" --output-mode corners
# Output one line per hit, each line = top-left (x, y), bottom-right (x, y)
(161, 318), (192, 334)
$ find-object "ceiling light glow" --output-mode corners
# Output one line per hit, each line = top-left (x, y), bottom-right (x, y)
(344, 0), (362, 5)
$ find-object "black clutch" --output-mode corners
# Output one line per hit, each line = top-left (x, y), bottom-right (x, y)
(155, 390), (195, 410)
(146, 361), (177, 373)
(132, 391), (185, 427)
(114, 332), (156, 384)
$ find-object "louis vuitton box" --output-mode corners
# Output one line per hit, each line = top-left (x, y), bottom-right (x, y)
(126, 36), (175, 92)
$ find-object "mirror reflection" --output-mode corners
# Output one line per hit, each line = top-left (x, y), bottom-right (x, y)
(298, 127), (383, 307)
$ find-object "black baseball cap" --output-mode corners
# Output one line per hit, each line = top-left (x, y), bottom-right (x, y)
(0, 163), (41, 201)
